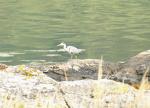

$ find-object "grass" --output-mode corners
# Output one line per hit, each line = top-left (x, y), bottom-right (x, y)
(139, 67), (150, 90)
(63, 67), (68, 81)
(98, 56), (103, 80)
(130, 67), (150, 108)
(95, 57), (150, 108)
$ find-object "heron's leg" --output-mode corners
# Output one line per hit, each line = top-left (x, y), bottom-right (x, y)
(75, 55), (78, 59)
(71, 54), (73, 59)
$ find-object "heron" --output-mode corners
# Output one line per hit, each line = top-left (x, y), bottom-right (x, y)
(57, 42), (85, 59)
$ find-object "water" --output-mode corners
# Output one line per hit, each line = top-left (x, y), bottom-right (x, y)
(0, 0), (150, 65)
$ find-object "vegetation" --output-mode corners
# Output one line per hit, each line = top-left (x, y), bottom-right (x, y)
(17, 65), (41, 77)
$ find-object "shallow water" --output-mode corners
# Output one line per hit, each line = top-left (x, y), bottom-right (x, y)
(0, 0), (150, 65)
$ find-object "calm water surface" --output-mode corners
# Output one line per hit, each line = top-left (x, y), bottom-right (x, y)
(0, 0), (150, 65)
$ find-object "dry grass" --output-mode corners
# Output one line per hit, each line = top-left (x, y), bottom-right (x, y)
(98, 56), (103, 80)
(63, 70), (68, 81)
(130, 67), (150, 108)
(139, 67), (150, 90)
(96, 57), (150, 108)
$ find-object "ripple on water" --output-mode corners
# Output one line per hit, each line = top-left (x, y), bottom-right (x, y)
(20, 60), (46, 62)
(0, 53), (14, 57)
(122, 36), (148, 41)
(9, 52), (25, 55)
(0, 60), (12, 63)
(24, 49), (65, 52)
(0, 52), (24, 57)
(46, 54), (61, 57)
(24, 50), (55, 52)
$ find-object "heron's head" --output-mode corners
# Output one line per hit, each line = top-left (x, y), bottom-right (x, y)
(57, 42), (66, 47)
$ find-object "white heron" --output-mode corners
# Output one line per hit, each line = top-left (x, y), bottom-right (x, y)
(57, 42), (85, 59)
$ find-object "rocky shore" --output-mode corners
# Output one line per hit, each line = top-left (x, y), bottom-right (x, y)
(29, 50), (150, 88)
(0, 50), (150, 108)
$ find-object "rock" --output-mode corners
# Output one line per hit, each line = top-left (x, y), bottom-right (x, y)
(31, 50), (150, 89)
(59, 79), (137, 108)
(1, 50), (150, 108)
(0, 70), (66, 108)
(0, 67), (150, 108)
(31, 59), (118, 81)
(0, 64), (8, 70)
(115, 50), (150, 88)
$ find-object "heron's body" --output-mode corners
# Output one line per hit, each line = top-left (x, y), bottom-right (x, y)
(57, 42), (85, 59)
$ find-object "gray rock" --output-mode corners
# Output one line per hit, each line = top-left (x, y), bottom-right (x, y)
(115, 50), (150, 87)
(34, 50), (150, 88)
(33, 59), (117, 81)
(0, 70), (66, 108)
(59, 79), (137, 108)
(0, 69), (150, 108)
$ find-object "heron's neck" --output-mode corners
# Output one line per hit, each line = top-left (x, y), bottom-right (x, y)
(63, 44), (67, 50)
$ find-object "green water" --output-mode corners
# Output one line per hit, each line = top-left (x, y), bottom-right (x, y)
(0, 0), (150, 65)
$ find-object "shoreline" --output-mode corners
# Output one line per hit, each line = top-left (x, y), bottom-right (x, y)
(0, 50), (150, 108)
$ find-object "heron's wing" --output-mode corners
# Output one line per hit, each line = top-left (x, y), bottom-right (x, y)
(67, 46), (78, 52)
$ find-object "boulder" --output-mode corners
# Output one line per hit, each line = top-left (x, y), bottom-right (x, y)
(30, 59), (117, 81)
(0, 69), (66, 108)
(59, 79), (137, 108)
(115, 50), (150, 88)
(0, 67), (150, 108)
(28, 50), (150, 89)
